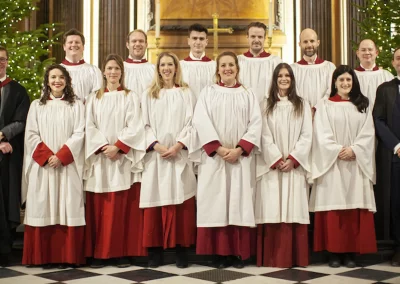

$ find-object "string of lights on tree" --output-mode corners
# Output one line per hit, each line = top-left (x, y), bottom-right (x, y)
(0, 0), (62, 100)
(355, 0), (399, 74)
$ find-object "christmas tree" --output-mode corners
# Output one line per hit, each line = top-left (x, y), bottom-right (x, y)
(355, 0), (400, 74)
(0, 0), (61, 100)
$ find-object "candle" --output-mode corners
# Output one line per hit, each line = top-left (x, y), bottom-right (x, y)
(155, 0), (160, 38)
(268, 0), (273, 38)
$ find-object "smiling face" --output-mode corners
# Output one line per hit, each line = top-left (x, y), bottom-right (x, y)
(126, 31), (147, 60)
(277, 68), (291, 95)
(299, 29), (320, 58)
(218, 55), (238, 85)
(48, 68), (66, 95)
(247, 27), (265, 55)
(103, 60), (122, 85)
(63, 35), (84, 59)
(335, 72), (353, 96)
(159, 55), (176, 83)
(356, 39), (378, 68)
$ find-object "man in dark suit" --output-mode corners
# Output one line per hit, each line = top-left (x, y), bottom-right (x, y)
(373, 47), (400, 266)
(0, 46), (30, 266)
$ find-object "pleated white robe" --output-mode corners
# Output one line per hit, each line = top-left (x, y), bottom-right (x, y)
(140, 87), (197, 208)
(22, 99), (85, 227)
(238, 55), (282, 103)
(309, 98), (376, 212)
(84, 90), (146, 193)
(193, 84), (262, 227)
(291, 61), (336, 107)
(255, 98), (312, 224)
(124, 61), (155, 100)
(180, 59), (216, 99)
(355, 69), (394, 109)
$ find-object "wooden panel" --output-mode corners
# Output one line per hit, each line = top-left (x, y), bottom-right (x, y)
(347, 0), (367, 68)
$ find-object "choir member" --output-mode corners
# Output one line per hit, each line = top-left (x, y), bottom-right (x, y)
(0, 46), (30, 267)
(355, 39), (393, 109)
(310, 65), (377, 268)
(61, 28), (102, 102)
(22, 64), (85, 268)
(373, 47), (400, 266)
(124, 29), (155, 99)
(140, 52), (197, 269)
(238, 22), (282, 103)
(291, 28), (336, 108)
(255, 63), (312, 268)
(84, 54), (146, 268)
(180, 23), (216, 99)
(193, 51), (262, 268)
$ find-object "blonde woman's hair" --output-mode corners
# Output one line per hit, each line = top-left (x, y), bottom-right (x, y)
(96, 54), (129, 99)
(148, 52), (188, 99)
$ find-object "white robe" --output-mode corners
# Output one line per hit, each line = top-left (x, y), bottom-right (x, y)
(355, 69), (394, 109)
(291, 61), (336, 107)
(255, 98), (312, 224)
(61, 63), (103, 102)
(180, 59), (216, 99)
(84, 90), (145, 193)
(140, 87), (197, 208)
(192, 84), (262, 227)
(22, 99), (85, 227)
(124, 61), (155, 100)
(309, 98), (376, 212)
(238, 55), (282, 103)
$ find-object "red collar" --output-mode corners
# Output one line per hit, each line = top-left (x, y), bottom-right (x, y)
(183, 55), (212, 62)
(218, 81), (242, 88)
(48, 96), (65, 101)
(243, 50), (270, 58)
(0, 77), (12, 87)
(329, 94), (351, 102)
(125, 58), (148, 64)
(62, 59), (85, 66)
(297, 57), (325, 65)
(105, 86), (124, 92)
(355, 65), (379, 71)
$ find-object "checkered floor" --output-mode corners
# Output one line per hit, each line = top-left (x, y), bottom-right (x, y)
(2, 259), (400, 284)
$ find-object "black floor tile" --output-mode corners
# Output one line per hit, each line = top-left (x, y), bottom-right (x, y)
(110, 268), (176, 282)
(0, 267), (25, 279)
(185, 269), (252, 282)
(338, 268), (400, 281)
(37, 268), (100, 281)
(262, 269), (328, 282)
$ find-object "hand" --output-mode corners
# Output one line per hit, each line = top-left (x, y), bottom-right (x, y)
(223, 147), (243, 164)
(279, 159), (294, 172)
(397, 148), (400, 158)
(338, 147), (356, 161)
(0, 142), (13, 154)
(102, 145), (119, 159)
(272, 159), (284, 170)
(216, 146), (230, 157)
(0, 132), (3, 140)
(48, 155), (62, 168)
(154, 143), (168, 155)
(161, 143), (183, 159)
(110, 153), (122, 161)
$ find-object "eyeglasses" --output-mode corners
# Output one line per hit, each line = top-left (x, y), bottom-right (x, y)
(0, 58), (8, 63)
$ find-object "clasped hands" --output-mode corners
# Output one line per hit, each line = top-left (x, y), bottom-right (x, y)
(101, 145), (122, 161)
(0, 142), (12, 154)
(274, 159), (295, 172)
(216, 146), (243, 164)
(338, 146), (356, 161)
(154, 143), (183, 159)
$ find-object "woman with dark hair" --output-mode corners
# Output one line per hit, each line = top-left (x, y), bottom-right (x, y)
(310, 65), (376, 268)
(22, 64), (85, 268)
(140, 52), (197, 268)
(193, 51), (262, 268)
(84, 54), (146, 268)
(255, 63), (312, 268)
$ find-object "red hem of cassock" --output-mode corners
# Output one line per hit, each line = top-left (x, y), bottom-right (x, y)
(22, 225), (85, 265)
(142, 197), (196, 249)
(313, 209), (377, 254)
(256, 223), (309, 268)
(85, 183), (147, 259)
(196, 226), (257, 260)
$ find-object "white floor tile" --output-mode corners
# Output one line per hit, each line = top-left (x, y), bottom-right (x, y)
(144, 275), (212, 283)
(365, 262), (400, 273)
(151, 264), (215, 275)
(0, 275), (54, 284)
(294, 263), (359, 274)
(384, 275), (400, 283)
(7, 265), (72, 275)
(225, 275), (297, 283)
(303, 275), (377, 284)
(225, 265), (285, 275)
(77, 265), (143, 274)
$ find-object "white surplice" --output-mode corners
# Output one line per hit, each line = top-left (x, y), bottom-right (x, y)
(255, 97), (312, 224)
(192, 84), (262, 227)
(22, 99), (85, 227)
(124, 61), (155, 100)
(290, 61), (336, 107)
(238, 55), (282, 103)
(84, 90), (145, 193)
(61, 63), (103, 102)
(309, 98), (376, 212)
(180, 59), (216, 99)
(355, 69), (394, 109)
(140, 87), (197, 208)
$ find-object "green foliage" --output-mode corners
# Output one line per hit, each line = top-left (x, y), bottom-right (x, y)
(354, 0), (400, 75)
(0, 0), (62, 100)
